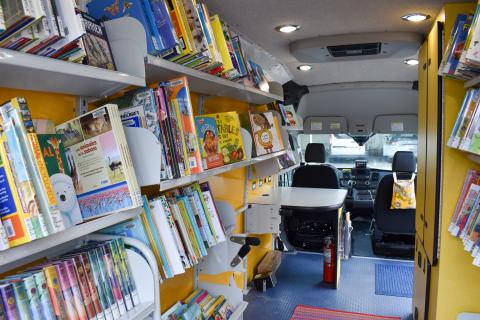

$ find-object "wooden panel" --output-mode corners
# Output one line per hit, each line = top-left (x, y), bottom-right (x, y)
(416, 42), (428, 243)
(413, 236), (431, 320)
(424, 21), (442, 265)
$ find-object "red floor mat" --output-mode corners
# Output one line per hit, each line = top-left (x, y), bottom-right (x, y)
(290, 305), (402, 320)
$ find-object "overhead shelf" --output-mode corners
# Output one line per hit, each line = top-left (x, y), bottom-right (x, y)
(0, 207), (142, 272)
(159, 150), (287, 191)
(145, 55), (283, 105)
(0, 49), (145, 98)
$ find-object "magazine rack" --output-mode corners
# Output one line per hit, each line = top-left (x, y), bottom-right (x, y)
(199, 277), (248, 320)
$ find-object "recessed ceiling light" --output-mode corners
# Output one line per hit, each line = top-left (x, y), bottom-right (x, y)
(404, 58), (419, 66)
(401, 13), (431, 22)
(297, 64), (312, 71)
(275, 24), (300, 33)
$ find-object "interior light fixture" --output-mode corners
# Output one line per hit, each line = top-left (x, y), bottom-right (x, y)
(401, 13), (431, 22)
(275, 24), (300, 33)
(297, 64), (312, 71)
(404, 58), (419, 66)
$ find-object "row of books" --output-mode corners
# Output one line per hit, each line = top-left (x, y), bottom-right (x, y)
(85, 0), (270, 89)
(0, 97), (142, 250)
(101, 182), (226, 280)
(162, 289), (234, 320)
(439, 3), (480, 79)
(0, 0), (117, 70)
(447, 88), (480, 154)
(0, 238), (140, 320)
(109, 76), (285, 182)
(448, 169), (480, 267)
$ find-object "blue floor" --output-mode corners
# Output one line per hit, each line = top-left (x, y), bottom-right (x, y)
(244, 253), (413, 320)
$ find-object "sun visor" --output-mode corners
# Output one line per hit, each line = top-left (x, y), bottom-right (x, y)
(304, 117), (347, 134)
(373, 115), (418, 133)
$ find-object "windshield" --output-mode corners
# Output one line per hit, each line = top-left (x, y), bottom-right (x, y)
(298, 133), (418, 170)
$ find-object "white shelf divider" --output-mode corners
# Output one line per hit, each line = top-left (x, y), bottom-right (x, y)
(0, 207), (142, 273)
(229, 301), (249, 320)
(145, 55), (282, 105)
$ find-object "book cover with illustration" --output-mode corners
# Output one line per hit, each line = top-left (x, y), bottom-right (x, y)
(279, 104), (300, 128)
(38, 134), (83, 228)
(161, 77), (203, 175)
(194, 116), (224, 169)
(212, 112), (245, 164)
(249, 111), (284, 156)
(56, 105), (139, 220)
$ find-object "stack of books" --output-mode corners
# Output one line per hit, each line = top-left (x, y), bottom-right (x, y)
(0, 238), (140, 319)
(0, 0), (117, 70)
(0, 97), (141, 251)
(101, 181), (226, 280)
(163, 288), (234, 320)
(439, 2), (480, 79)
(86, 0), (269, 89)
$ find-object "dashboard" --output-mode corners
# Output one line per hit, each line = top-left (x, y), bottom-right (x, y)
(338, 161), (391, 211)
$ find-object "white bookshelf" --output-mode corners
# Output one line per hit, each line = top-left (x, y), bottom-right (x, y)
(230, 301), (249, 320)
(145, 56), (282, 105)
(0, 49), (145, 98)
(119, 302), (156, 320)
(0, 207), (142, 273)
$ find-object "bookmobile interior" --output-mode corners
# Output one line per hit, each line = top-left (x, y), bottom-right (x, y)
(5, 0), (480, 319)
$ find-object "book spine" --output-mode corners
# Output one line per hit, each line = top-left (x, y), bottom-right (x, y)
(83, 252), (110, 320)
(0, 284), (20, 319)
(43, 265), (67, 318)
(12, 280), (31, 320)
(141, 0), (165, 51)
(149, 0), (179, 52)
(191, 187), (216, 245)
(180, 196), (207, 256)
(93, 248), (121, 319)
(176, 198), (202, 259)
(139, 208), (167, 279)
(73, 256), (98, 320)
(168, 197), (197, 264)
(100, 245), (127, 316)
(65, 259), (88, 320)
(114, 238), (140, 306)
(55, 263), (79, 319)
(23, 275), (43, 320)
(187, 194), (209, 247)
(108, 241), (133, 311)
(2, 120), (47, 240)
(32, 272), (56, 320)
(166, 96), (189, 176)
(154, 88), (175, 180)
(0, 220), (10, 251)
(107, 105), (143, 208)
(0, 3), (5, 33)
(172, 0), (194, 54)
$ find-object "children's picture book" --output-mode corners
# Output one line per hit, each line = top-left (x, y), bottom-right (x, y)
(38, 134), (83, 228)
(213, 112), (245, 164)
(277, 151), (296, 169)
(249, 111), (285, 156)
(194, 116), (224, 169)
(56, 105), (141, 219)
(279, 104), (300, 128)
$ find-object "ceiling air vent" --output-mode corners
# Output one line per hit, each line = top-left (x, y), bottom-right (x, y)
(289, 32), (422, 62)
(327, 42), (382, 57)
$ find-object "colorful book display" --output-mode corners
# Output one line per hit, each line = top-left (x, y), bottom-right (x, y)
(0, 239), (139, 319)
(194, 116), (224, 169)
(279, 104), (300, 128)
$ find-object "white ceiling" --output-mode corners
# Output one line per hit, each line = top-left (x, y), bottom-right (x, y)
(205, 0), (471, 86)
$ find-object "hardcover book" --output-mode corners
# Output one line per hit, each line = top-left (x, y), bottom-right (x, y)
(80, 11), (116, 70)
(56, 105), (142, 219)
(249, 111), (285, 156)
(194, 116), (224, 169)
(213, 112), (245, 164)
(38, 134), (83, 228)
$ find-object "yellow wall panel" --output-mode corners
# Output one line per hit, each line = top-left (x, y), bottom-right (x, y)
(160, 268), (194, 312)
(0, 88), (76, 124)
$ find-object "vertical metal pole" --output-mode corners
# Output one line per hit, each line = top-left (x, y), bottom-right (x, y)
(76, 96), (88, 116)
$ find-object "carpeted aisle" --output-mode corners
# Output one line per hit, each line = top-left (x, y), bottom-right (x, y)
(244, 253), (413, 320)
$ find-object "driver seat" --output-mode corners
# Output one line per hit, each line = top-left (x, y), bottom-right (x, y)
(292, 143), (341, 189)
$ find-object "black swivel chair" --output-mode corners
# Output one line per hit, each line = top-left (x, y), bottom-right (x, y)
(292, 143), (341, 189)
(282, 143), (343, 251)
(373, 151), (416, 257)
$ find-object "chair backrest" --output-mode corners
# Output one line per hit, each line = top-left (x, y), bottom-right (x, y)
(292, 143), (341, 189)
(374, 151), (416, 235)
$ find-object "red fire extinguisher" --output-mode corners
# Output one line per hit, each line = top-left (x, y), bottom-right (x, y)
(323, 237), (336, 283)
